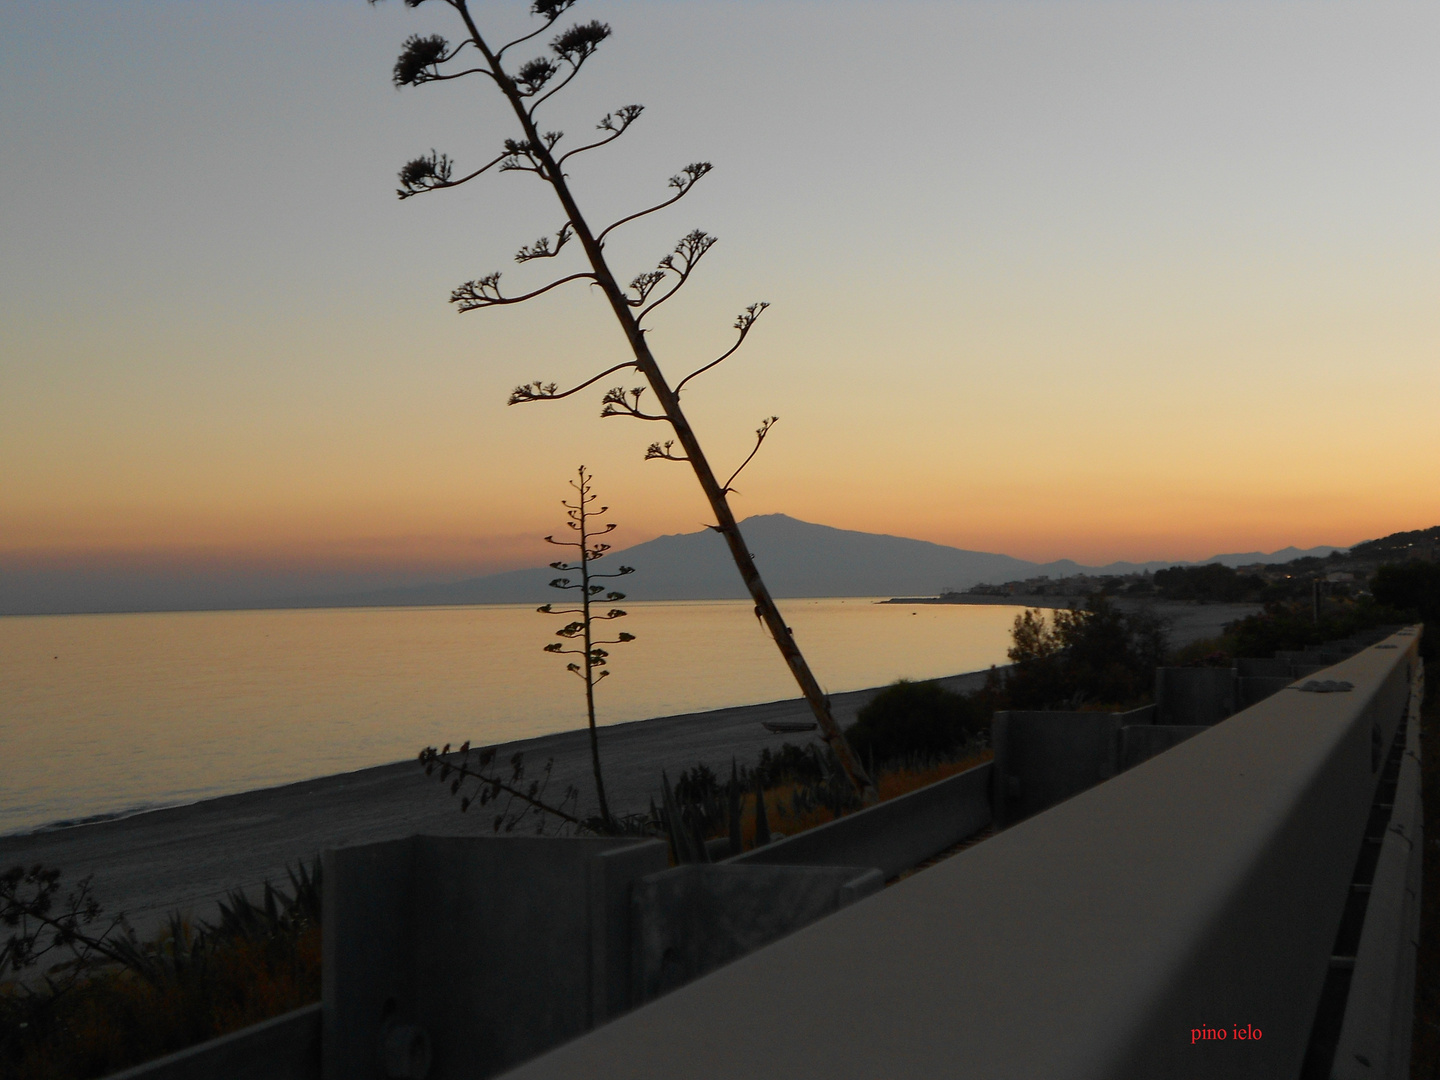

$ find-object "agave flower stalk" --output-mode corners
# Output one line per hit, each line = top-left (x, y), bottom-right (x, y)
(380, 0), (876, 801)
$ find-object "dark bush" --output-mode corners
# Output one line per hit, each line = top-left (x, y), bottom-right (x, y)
(1371, 561), (1440, 668)
(1, 861), (322, 1080)
(845, 680), (983, 766)
(1225, 597), (1412, 660)
(1153, 563), (1265, 602)
(671, 763), (721, 808)
(1003, 595), (1167, 710)
(753, 743), (824, 788)
(1371, 562), (1440, 624)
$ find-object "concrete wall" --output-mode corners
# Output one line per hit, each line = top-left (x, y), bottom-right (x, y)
(994, 696), (1244, 819)
(101, 1003), (319, 1080)
(497, 628), (1421, 1080)
(1331, 659), (1425, 1080)
(322, 835), (667, 1080)
(1238, 674), (1295, 709)
(991, 710), (1123, 826)
(313, 766), (997, 1080)
(631, 864), (882, 1004)
(724, 760), (991, 879)
(1237, 656), (1294, 678)
(1118, 724), (1208, 771)
(1154, 666), (1238, 725)
(1114, 703), (1157, 725)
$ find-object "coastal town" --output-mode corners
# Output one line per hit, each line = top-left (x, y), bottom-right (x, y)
(951, 525), (1440, 604)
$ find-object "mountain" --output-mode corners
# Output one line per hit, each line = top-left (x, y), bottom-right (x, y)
(0, 515), (1353, 615)
(1347, 526), (1440, 562)
(1201, 546), (1346, 567)
(310, 515), (1347, 607)
(320, 515), (1044, 605)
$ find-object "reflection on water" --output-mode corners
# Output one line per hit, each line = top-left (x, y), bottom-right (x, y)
(0, 599), (1020, 834)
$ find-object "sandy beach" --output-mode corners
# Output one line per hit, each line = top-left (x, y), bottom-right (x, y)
(0, 672), (990, 937)
(0, 600), (1255, 937)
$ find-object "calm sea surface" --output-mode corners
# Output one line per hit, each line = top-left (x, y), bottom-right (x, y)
(0, 599), (1020, 835)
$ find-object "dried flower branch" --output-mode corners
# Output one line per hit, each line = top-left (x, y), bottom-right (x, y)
(419, 744), (584, 833)
(535, 467), (636, 829)
(723, 416), (779, 494)
(379, 0), (876, 800)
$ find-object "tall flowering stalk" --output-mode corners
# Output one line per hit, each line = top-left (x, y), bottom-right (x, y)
(379, 0), (875, 800)
(537, 467), (634, 830)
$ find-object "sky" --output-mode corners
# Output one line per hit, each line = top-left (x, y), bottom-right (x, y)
(2, 0), (1437, 607)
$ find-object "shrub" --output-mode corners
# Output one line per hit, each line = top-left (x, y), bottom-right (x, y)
(845, 680), (984, 766)
(753, 743), (825, 788)
(1153, 563), (1265, 602)
(1224, 596), (1412, 660)
(1370, 561), (1440, 668)
(1, 862), (321, 1080)
(1168, 636), (1233, 667)
(1003, 595), (1168, 710)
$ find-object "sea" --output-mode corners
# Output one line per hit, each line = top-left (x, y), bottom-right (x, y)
(0, 598), (1021, 836)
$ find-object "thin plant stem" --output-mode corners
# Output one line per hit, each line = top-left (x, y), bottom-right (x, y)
(448, 2), (877, 801)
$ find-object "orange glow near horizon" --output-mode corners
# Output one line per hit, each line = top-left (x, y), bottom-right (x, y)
(5, 479), (1434, 580)
(2, 2), (1437, 593)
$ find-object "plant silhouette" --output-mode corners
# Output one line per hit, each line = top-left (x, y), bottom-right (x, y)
(537, 466), (634, 830)
(418, 741), (584, 835)
(376, 0), (875, 801)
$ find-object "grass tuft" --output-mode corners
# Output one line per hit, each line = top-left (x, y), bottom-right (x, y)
(1, 877), (320, 1080)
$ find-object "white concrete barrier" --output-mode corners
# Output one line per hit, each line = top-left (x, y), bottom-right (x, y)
(498, 628), (1422, 1080)
(1330, 658), (1424, 1080)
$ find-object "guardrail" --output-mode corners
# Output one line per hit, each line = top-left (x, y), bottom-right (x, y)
(500, 627), (1423, 1080)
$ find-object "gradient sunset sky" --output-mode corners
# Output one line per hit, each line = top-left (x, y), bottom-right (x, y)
(3, 1), (1437, 602)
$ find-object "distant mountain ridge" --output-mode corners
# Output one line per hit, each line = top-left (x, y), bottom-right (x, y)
(310, 514), (1346, 608)
(0, 514), (1354, 615)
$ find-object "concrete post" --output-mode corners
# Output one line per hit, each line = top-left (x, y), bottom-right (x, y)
(321, 835), (666, 1080)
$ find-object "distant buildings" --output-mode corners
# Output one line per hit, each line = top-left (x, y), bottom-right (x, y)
(952, 572), (1150, 599)
(944, 525), (1438, 604)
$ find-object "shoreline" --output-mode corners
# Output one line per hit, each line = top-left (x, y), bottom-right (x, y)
(882, 592), (1249, 609)
(1, 666), (997, 842)
(884, 596), (1260, 648)
(882, 593), (1084, 608)
(0, 599), (1255, 934)
(0, 669), (997, 936)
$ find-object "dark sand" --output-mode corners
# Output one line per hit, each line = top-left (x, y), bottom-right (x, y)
(0, 600), (1255, 936)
